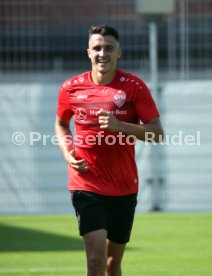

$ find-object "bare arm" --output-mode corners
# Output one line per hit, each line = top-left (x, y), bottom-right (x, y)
(97, 110), (164, 143)
(54, 116), (89, 172)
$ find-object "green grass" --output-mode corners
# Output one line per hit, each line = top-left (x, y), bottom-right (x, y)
(0, 213), (212, 275)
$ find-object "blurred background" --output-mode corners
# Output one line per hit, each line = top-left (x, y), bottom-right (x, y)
(0, 0), (212, 214)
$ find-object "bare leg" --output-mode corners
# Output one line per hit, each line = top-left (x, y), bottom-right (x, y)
(105, 240), (126, 276)
(83, 229), (107, 276)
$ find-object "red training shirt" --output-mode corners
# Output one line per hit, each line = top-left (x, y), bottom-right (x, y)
(56, 69), (159, 196)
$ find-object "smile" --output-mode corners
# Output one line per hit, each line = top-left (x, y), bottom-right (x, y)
(98, 60), (109, 64)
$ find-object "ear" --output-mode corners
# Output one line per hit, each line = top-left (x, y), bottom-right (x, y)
(117, 48), (122, 59)
(87, 48), (91, 59)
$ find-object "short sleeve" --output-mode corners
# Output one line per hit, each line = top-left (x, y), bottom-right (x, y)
(134, 80), (159, 123)
(56, 85), (74, 121)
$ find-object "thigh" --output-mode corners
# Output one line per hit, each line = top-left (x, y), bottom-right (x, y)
(106, 193), (137, 244)
(84, 229), (107, 258)
(71, 191), (108, 236)
(107, 239), (126, 261)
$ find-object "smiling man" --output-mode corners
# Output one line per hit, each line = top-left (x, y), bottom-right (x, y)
(55, 25), (164, 276)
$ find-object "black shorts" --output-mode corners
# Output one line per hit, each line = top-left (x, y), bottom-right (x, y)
(71, 190), (137, 244)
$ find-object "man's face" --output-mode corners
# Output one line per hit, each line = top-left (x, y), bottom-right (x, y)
(87, 34), (122, 75)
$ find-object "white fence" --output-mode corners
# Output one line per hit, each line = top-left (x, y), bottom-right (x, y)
(0, 79), (211, 214)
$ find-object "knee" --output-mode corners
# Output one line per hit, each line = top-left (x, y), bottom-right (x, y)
(107, 255), (122, 269)
(87, 255), (106, 275)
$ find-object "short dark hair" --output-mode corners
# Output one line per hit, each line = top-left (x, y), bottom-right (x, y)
(89, 25), (119, 42)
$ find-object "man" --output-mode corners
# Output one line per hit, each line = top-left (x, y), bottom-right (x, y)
(55, 25), (164, 276)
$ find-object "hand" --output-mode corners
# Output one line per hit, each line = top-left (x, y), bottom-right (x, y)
(65, 149), (89, 173)
(97, 109), (121, 132)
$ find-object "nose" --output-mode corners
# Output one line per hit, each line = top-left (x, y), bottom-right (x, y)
(99, 48), (106, 57)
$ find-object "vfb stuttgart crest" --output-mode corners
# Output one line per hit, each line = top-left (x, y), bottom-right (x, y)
(113, 90), (126, 108)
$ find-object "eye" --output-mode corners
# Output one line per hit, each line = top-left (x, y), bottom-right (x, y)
(93, 46), (101, 52)
(105, 46), (114, 52)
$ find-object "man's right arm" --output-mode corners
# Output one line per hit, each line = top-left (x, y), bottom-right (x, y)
(55, 116), (89, 173)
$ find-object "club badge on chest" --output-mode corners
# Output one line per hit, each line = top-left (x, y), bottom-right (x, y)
(113, 90), (126, 108)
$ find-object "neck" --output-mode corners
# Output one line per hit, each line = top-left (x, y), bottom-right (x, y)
(91, 70), (116, 85)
